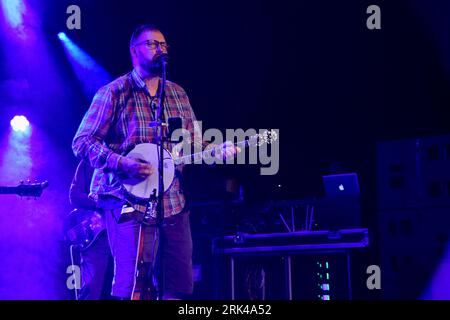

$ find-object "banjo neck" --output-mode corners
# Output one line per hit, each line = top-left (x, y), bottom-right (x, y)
(173, 139), (251, 166)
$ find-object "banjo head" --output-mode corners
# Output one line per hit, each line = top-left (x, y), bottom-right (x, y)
(121, 143), (175, 199)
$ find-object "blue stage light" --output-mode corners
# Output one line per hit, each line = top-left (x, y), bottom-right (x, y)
(1, 0), (25, 28)
(57, 32), (67, 41)
(57, 32), (112, 99)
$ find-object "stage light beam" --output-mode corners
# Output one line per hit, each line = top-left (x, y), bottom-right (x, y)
(57, 32), (112, 99)
(1, 0), (25, 28)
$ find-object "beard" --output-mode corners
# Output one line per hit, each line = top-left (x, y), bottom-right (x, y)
(141, 54), (165, 76)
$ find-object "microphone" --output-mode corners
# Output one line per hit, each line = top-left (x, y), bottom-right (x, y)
(149, 53), (169, 76)
(154, 53), (169, 64)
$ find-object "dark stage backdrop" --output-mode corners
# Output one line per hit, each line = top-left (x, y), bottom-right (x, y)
(1, 0), (450, 299)
(38, 0), (450, 200)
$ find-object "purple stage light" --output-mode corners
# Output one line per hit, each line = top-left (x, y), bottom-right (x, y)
(10, 115), (30, 132)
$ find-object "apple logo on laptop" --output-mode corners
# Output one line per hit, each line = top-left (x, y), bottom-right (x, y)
(339, 184), (345, 191)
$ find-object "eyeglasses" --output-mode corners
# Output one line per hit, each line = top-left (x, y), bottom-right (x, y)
(133, 40), (169, 51)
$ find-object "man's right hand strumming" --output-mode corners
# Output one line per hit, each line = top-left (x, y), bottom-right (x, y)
(118, 157), (154, 179)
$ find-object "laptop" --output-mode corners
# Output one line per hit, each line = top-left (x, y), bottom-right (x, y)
(314, 173), (361, 230)
(322, 173), (360, 197)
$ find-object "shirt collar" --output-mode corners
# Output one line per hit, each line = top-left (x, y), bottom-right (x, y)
(131, 68), (147, 90)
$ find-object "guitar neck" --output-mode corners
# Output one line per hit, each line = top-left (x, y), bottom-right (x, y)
(0, 180), (47, 197)
(174, 139), (250, 166)
(0, 187), (17, 195)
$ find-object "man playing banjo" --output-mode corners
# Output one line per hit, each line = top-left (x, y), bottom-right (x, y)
(72, 24), (238, 300)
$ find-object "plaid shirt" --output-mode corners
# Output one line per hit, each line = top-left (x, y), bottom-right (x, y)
(72, 69), (201, 217)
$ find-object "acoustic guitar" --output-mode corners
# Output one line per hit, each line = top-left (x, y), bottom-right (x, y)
(65, 208), (106, 250)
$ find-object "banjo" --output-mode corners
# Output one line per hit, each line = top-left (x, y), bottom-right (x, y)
(121, 130), (277, 201)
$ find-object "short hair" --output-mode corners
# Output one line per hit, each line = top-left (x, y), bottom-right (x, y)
(129, 24), (162, 48)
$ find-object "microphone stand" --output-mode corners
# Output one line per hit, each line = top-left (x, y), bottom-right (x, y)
(153, 56), (168, 300)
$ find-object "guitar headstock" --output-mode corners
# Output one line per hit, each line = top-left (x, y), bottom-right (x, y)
(248, 129), (278, 147)
(16, 180), (49, 197)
